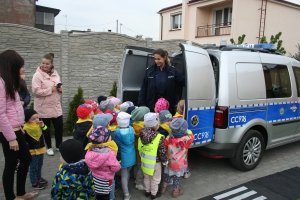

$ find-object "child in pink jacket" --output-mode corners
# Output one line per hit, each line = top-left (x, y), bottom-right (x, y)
(85, 126), (120, 200)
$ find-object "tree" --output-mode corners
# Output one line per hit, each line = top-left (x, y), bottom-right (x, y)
(260, 32), (286, 54)
(230, 34), (246, 45)
(291, 43), (300, 61)
(110, 81), (117, 97)
(66, 87), (84, 134)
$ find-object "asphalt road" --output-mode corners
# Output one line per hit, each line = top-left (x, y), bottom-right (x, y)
(1, 139), (300, 200)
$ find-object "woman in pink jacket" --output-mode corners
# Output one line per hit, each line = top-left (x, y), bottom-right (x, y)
(0, 50), (38, 200)
(32, 53), (63, 156)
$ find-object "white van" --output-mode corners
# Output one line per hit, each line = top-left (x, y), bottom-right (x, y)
(117, 43), (300, 171)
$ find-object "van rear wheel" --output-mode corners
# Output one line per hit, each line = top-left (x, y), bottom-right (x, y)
(230, 130), (265, 171)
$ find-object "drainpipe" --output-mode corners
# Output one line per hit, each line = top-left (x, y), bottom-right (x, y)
(160, 14), (163, 40)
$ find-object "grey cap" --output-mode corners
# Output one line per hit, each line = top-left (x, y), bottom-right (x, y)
(99, 100), (114, 112)
(93, 113), (113, 128)
(159, 110), (173, 123)
(170, 118), (188, 133)
(144, 112), (159, 128)
(120, 101), (134, 112)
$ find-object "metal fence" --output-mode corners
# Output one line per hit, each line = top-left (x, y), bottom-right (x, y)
(196, 23), (231, 37)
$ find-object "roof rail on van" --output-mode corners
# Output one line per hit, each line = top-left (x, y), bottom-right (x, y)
(125, 46), (154, 53)
(204, 43), (281, 55)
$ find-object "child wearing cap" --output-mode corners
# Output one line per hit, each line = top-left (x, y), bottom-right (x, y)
(131, 106), (150, 191)
(88, 113), (118, 200)
(173, 100), (185, 119)
(107, 96), (122, 112)
(24, 109), (48, 190)
(158, 110), (173, 137)
(85, 99), (102, 115)
(138, 113), (167, 199)
(119, 101), (134, 113)
(73, 104), (94, 148)
(51, 139), (94, 199)
(154, 98), (170, 114)
(114, 112), (136, 200)
(171, 100), (191, 179)
(161, 118), (194, 198)
(85, 126), (121, 200)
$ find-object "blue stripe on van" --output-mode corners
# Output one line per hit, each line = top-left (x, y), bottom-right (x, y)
(228, 102), (300, 128)
(187, 107), (215, 144)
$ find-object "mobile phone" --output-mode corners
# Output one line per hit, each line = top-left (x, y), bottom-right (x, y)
(56, 83), (62, 88)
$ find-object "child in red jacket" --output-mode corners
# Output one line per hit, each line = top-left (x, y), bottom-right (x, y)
(161, 118), (194, 198)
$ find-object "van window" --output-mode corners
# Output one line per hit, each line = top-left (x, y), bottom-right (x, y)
(210, 55), (219, 97)
(236, 63), (265, 99)
(263, 64), (291, 98)
(292, 67), (300, 97)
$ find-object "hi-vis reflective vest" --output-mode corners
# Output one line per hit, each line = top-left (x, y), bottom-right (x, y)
(138, 134), (163, 176)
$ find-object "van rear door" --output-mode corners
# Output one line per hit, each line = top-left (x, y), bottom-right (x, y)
(181, 43), (216, 147)
(117, 46), (154, 105)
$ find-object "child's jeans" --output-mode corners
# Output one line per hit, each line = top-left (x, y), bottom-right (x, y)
(29, 154), (43, 185)
(109, 179), (115, 200)
(143, 162), (161, 195)
(121, 167), (132, 196)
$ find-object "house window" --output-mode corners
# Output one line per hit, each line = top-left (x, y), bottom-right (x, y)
(214, 7), (232, 26)
(36, 11), (54, 25)
(171, 13), (182, 30)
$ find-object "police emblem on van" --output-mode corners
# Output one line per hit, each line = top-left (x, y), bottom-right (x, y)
(279, 107), (285, 115)
(191, 115), (199, 127)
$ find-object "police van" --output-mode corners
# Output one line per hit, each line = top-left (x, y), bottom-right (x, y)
(117, 43), (300, 171)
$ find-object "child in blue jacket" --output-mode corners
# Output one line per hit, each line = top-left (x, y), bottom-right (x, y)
(114, 112), (136, 200)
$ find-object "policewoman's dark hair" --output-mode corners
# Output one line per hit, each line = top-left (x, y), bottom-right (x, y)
(0, 50), (24, 100)
(153, 48), (170, 66)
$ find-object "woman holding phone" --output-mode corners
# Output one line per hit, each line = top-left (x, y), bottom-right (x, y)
(32, 53), (63, 156)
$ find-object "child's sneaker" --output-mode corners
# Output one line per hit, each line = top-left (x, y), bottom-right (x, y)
(46, 148), (54, 156)
(32, 183), (45, 190)
(135, 184), (144, 190)
(183, 171), (191, 179)
(124, 194), (131, 200)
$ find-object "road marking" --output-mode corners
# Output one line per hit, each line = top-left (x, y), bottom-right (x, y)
(252, 196), (267, 200)
(214, 186), (248, 200)
(228, 191), (257, 200)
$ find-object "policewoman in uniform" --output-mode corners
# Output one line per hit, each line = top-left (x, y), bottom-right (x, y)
(138, 48), (185, 114)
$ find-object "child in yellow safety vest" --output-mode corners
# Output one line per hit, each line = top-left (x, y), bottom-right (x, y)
(131, 106), (150, 191)
(138, 112), (167, 199)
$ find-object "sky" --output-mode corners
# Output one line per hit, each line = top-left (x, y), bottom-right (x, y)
(37, 0), (300, 40)
(36, 0), (182, 40)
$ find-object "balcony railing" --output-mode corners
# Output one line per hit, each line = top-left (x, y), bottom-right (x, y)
(196, 23), (231, 37)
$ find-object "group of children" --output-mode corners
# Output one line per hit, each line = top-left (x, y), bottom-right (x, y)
(23, 96), (194, 200)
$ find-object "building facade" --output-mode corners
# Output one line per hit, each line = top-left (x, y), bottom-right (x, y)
(158, 0), (300, 54)
(0, 0), (60, 32)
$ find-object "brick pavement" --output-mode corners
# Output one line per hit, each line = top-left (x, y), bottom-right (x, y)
(1, 139), (300, 200)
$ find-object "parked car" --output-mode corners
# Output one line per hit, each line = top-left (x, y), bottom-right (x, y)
(117, 43), (300, 171)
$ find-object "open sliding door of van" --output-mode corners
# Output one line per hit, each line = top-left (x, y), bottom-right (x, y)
(117, 46), (154, 105)
(181, 43), (216, 147)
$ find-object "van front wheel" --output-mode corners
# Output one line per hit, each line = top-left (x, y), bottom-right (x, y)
(230, 130), (265, 171)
